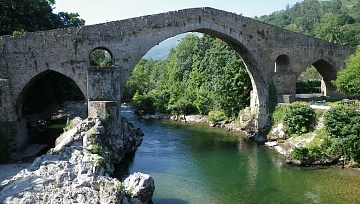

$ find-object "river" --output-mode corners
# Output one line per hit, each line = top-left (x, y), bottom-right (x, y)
(115, 106), (360, 204)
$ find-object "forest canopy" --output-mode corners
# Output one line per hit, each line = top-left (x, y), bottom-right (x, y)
(124, 34), (252, 119)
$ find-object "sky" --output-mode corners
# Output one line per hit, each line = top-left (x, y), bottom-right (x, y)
(53, 0), (301, 25)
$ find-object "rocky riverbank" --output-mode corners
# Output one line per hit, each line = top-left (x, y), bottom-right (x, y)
(0, 116), (155, 204)
(265, 122), (341, 166)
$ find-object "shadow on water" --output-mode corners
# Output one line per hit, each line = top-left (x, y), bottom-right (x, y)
(153, 198), (189, 204)
(113, 152), (136, 180)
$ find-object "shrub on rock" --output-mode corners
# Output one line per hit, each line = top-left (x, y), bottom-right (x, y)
(283, 102), (316, 135)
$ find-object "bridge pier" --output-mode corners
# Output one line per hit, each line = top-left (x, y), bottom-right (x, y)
(87, 66), (122, 139)
(1, 79), (29, 154)
(88, 101), (122, 135)
(272, 72), (297, 103)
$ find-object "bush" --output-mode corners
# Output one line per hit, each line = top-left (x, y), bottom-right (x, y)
(324, 106), (360, 164)
(291, 147), (309, 160)
(307, 128), (340, 157)
(296, 80), (321, 94)
(324, 106), (360, 138)
(208, 111), (227, 122)
(283, 102), (316, 135)
(344, 135), (360, 164)
(271, 104), (287, 124)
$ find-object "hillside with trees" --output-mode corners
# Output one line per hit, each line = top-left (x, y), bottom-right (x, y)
(256, 0), (360, 48)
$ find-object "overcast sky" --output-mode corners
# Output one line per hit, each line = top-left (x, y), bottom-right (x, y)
(53, 0), (301, 25)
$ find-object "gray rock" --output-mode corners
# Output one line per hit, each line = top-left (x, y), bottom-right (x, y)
(124, 172), (155, 204)
(0, 116), (152, 204)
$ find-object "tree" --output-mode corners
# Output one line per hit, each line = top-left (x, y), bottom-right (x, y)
(124, 59), (152, 99)
(89, 49), (112, 67)
(125, 33), (251, 119)
(0, 0), (84, 36)
(57, 12), (85, 28)
(333, 46), (360, 96)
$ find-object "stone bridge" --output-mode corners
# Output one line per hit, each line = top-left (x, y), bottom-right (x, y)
(0, 7), (354, 152)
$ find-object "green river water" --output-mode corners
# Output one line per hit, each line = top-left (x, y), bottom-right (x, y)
(116, 107), (360, 204)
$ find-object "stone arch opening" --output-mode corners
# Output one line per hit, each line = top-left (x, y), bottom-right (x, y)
(89, 47), (114, 67)
(16, 70), (86, 157)
(124, 31), (255, 121)
(296, 65), (323, 98)
(274, 54), (290, 73)
(312, 59), (339, 98)
(296, 59), (340, 100)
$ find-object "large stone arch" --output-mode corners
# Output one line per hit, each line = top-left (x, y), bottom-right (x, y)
(89, 15), (270, 128)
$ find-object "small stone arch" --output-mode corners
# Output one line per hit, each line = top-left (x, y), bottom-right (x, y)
(89, 47), (114, 67)
(275, 54), (290, 73)
(312, 59), (339, 97)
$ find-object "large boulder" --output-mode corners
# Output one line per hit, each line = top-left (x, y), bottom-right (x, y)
(0, 116), (153, 204)
(124, 172), (155, 204)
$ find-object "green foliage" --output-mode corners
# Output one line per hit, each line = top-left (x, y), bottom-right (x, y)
(0, 0), (85, 36)
(268, 82), (278, 118)
(132, 91), (155, 114)
(324, 106), (360, 163)
(283, 102), (316, 135)
(89, 49), (112, 67)
(124, 34), (251, 118)
(333, 46), (360, 96)
(63, 118), (71, 132)
(324, 106), (360, 138)
(271, 104), (287, 124)
(343, 135), (360, 164)
(296, 80), (321, 89)
(298, 66), (322, 81)
(99, 113), (111, 125)
(57, 12), (85, 28)
(208, 111), (227, 122)
(296, 80), (321, 94)
(291, 147), (309, 160)
(89, 144), (104, 156)
(307, 128), (340, 157)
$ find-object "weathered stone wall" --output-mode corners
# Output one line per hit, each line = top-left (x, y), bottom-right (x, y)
(0, 7), (354, 148)
(87, 67), (121, 101)
(0, 79), (12, 120)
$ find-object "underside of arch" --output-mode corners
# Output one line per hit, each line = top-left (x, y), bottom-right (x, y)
(312, 59), (342, 98)
(17, 70), (85, 116)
